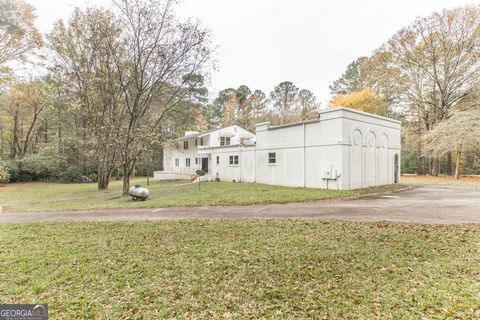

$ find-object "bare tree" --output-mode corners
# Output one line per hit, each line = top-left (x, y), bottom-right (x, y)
(49, 8), (126, 190)
(377, 5), (480, 175)
(112, 0), (213, 194)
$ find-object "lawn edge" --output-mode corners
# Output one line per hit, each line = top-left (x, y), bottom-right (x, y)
(3, 184), (411, 214)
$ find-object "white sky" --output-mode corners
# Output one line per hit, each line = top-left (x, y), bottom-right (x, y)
(31, 0), (480, 104)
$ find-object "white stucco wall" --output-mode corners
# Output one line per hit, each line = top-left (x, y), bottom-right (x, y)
(253, 107), (401, 190)
(254, 116), (344, 188)
(336, 108), (401, 189)
(163, 139), (199, 174)
(159, 107), (401, 189)
(159, 125), (255, 180)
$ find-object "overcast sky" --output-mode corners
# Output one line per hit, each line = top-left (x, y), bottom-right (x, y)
(31, 0), (480, 104)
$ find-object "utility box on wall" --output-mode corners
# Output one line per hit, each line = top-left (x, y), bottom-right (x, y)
(322, 164), (339, 180)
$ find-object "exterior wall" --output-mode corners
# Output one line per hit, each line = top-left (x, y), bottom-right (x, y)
(163, 139), (200, 174)
(159, 108), (401, 189)
(199, 145), (255, 182)
(204, 125), (255, 148)
(255, 117), (344, 188)
(159, 125), (255, 180)
(337, 108), (401, 189)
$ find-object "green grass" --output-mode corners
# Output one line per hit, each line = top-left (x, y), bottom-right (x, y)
(0, 178), (405, 212)
(0, 220), (479, 319)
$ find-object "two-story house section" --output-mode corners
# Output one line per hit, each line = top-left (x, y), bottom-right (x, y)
(155, 125), (256, 181)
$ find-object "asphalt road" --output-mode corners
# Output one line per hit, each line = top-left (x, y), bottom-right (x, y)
(1, 185), (480, 224)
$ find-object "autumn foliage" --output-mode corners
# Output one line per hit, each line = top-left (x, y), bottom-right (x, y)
(331, 88), (386, 116)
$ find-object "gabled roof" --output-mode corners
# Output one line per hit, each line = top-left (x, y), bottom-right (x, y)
(174, 129), (216, 141)
(174, 125), (254, 141)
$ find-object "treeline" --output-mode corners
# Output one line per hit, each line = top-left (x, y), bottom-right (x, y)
(1, 1), (479, 190)
(0, 0), (213, 193)
(327, 5), (480, 178)
(204, 82), (320, 132)
(167, 81), (321, 134)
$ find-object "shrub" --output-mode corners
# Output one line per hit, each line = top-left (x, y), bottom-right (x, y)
(58, 166), (83, 183)
(18, 153), (69, 181)
(0, 163), (10, 184)
(2, 150), (86, 183)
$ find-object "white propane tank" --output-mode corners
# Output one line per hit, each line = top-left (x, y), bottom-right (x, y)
(128, 185), (149, 201)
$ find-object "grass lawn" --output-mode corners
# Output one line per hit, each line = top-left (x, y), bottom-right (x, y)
(0, 178), (405, 212)
(0, 220), (479, 319)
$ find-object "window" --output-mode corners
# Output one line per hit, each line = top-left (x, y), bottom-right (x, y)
(268, 152), (276, 164)
(186, 158), (191, 167)
(195, 139), (197, 146)
(183, 141), (188, 150)
(200, 138), (204, 145)
(195, 158), (199, 165)
(216, 156), (220, 165)
(175, 158), (179, 167)
(220, 136), (231, 146)
(229, 155), (239, 165)
(240, 137), (251, 144)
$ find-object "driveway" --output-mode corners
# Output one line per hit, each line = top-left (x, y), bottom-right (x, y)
(1, 185), (480, 224)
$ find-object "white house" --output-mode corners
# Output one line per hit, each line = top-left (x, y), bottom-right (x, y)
(155, 125), (256, 180)
(155, 107), (401, 190)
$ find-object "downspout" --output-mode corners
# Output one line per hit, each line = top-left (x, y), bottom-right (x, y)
(240, 146), (243, 183)
(303, 123), (306, 188)
(254, 144), (257, 183)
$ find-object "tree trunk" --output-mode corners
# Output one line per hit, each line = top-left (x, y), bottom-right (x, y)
(122, 165), (130, 195)
(97, 161), (110, 190)
(97, 173), (110, 190)
(446, 151), (452, 176)
(44, 118), (48, 143)
(431, 158), (439, 176)
(11, 110), (19, 158)
(454, 150), (461, 180)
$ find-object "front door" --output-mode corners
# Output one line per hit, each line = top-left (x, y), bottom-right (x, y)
(202, 158), (209, 173)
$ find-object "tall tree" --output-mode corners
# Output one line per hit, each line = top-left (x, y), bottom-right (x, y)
(220, 90), (238, 127)
(2, 79), (51, 158)
(381, 5), (480, 175)
(250, 89), (269, 125)
(270, 81), (299, 124)
(113, 0), (213, 194)
(0, 0), (42, 65)
(296, 89), (319, 121)
(49, 8), (126, 190)
(362, 51), (403, 116)
(235, 85), (252, 129)
(207, 88), (235, 128)
(329, 57), (367, 96)
(169, 74), (209, 135)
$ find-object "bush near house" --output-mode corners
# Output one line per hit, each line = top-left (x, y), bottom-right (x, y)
(0, 163), (10, 184)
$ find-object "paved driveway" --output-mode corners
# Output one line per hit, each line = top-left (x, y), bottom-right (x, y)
(1, 185), (480, 224)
